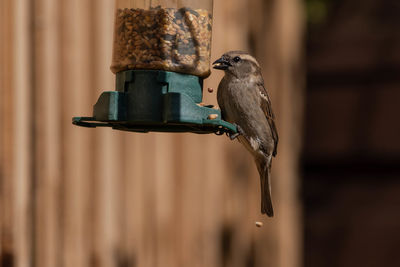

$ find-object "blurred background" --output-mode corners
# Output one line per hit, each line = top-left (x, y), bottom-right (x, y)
(303, 0), (400, 266)
(0, 0), (399, 267)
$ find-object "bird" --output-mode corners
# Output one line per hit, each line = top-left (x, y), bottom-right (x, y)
(213, 51), (278, 217)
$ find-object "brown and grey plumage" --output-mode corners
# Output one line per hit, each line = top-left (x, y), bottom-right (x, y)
(213, 51), (278, 217)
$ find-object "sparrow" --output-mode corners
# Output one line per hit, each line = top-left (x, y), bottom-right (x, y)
(213, 51), (278, 217)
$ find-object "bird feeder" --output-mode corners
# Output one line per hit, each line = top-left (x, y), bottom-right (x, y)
(73, 0), (236, 135)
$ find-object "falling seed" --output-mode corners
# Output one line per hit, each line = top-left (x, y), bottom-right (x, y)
(255, 222), (263, 227)
(208, 114), (218, 120)
(207, 87), (214, 93)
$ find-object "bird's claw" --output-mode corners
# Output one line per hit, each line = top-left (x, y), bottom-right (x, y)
(229, 132), (240, 140)
(228, 124), (243, 140)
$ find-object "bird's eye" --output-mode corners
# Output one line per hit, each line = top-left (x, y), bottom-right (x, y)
(233, 56), (241, 63)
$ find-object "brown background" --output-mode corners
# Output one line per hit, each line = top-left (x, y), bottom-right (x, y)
(303, 0), (400, 266)
(0, 1), (304, 267)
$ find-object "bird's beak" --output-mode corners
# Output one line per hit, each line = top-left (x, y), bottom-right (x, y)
(213, 57), (231, 70)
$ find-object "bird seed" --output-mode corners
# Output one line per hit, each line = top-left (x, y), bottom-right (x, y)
(111, 6), (212, 77)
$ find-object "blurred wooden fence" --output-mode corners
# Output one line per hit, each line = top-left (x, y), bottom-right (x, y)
(0, 0), (304, 267)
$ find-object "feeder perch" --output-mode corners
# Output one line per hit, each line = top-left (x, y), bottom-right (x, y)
(73, 0), (237, 135)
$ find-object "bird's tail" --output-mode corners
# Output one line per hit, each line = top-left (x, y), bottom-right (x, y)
(256, 157), (274, 217)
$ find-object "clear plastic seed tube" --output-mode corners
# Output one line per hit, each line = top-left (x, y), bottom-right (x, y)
(111, 0), (213, 78)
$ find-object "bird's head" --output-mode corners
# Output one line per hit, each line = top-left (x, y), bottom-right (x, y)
(212, 51), (261, 78)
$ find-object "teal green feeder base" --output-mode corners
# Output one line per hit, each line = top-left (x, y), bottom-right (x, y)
(72, 70), (237, 135)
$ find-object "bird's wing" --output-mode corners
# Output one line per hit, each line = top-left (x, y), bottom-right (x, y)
(257, 82), (279, 157)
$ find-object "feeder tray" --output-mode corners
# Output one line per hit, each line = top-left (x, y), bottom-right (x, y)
(72, 70), (237, 135)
